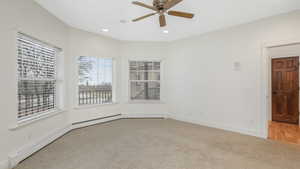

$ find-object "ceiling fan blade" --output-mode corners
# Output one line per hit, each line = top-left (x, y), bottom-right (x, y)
(132, 1), (158, 11)
(159, 14), (166, 27)
(164, 0), (183, 10)
(132, 13), (157, 22)
(168, 11), (194, 18)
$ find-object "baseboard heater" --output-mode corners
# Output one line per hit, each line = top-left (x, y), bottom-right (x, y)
(72, 114), (122, 126)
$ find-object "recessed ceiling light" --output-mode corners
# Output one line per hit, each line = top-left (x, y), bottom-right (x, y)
(102, 28), (109, 32)
(163, 30), (169, 34)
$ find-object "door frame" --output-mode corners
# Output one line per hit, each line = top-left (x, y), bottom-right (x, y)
(262, 39), (300, 138)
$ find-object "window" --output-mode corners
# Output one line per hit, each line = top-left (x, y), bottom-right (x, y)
(129, 61), (160, 101)
(17, 33), (61, 121)
(78, 56), (113, 105)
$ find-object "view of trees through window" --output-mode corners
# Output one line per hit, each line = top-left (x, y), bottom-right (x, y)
(78, 56), (113, 105)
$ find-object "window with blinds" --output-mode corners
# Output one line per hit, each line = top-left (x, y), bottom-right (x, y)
(129, 61), (160, 101)
(17, 33), (59, 120)
(78, 56), (113, 105)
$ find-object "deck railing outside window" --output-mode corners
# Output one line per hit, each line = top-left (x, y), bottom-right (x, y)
(78, 56), (113, 106)
(79, 85), (112, 105)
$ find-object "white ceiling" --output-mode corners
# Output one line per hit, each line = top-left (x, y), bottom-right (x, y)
(34, 0), (300, 41)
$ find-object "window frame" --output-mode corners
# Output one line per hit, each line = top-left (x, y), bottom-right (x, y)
(128, 59), (163, 103)
(76, 56), (116, 108)
(14, 32), (65, 127)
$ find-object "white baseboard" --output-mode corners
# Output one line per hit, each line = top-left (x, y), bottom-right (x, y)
(8, 113), (168, 168)
(170, 114), (264, 138)
(9, 125), (72, 168)
(0, 160), (9, 169)
(72, 113), (167, 130)
(72, 114), (122, 130)
(122, 113), (167, 119)
(6, 112), (264, 169)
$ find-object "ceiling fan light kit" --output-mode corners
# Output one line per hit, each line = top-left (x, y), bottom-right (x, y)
(132, 0), (195, 27)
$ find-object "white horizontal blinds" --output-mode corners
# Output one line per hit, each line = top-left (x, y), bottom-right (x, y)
(17, 33), (58, 120)
(78, 56), (113, 105)
(129, 61), (160, 100)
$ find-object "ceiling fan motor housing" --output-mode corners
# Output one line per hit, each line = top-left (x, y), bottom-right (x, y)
(132, 0), (194, 27)
(153, 0), (169, 11)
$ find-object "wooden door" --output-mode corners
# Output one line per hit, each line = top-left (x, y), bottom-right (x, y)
(272, 57), (299, 124)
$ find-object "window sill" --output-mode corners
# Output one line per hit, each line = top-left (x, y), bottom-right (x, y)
(74, 102), (119, 110)
(9, 109), (66, 131)
(127, 100), (165, 104)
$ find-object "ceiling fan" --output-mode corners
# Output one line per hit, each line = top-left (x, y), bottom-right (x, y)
(132, 0), (194, 27)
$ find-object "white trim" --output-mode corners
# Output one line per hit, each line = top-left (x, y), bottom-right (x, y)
(17, 32), (62, 50)
(112, 58), (117, 103)
(270, 55), (300, 59)
(264, 39), (300, 48)
(71, 113), (167, 129)
(74, 102), (119, 110)
(72, 114), (122, 130)
(128, 59), (164, 62)
(12, 29), (20, 129)
(127, 100), (165, 104)
(0, 160), (9, 169)
(122, 113), (167, 119)
(129, 80), (161, 82)
(9, 110), (66, 130)
(56, 50), (66, 112)
(8, 125), (72, 168)
(170, 114), (264, 138)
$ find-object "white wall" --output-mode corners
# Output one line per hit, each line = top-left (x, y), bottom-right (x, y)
(119, 42), (168, 116)
(0, 1), (169, 166)
(166, 10), (300, 137)
(67, 28), (122, 124)
(67, 30), (169, 123)
(1, 0), (300, 167)
(0, 0), (69, 166)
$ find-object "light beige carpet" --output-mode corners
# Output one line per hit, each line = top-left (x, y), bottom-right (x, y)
(15, 119), (300, 169)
